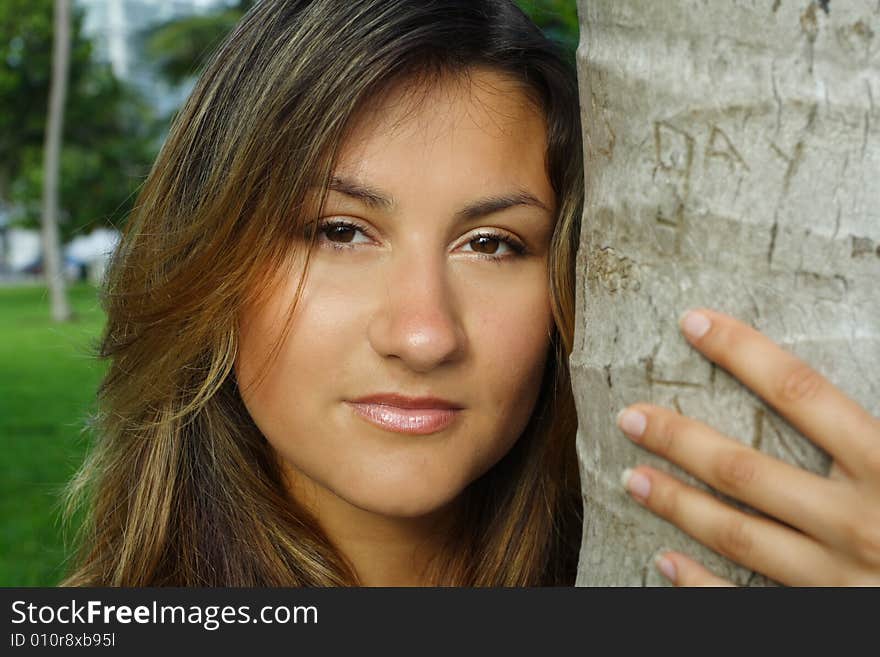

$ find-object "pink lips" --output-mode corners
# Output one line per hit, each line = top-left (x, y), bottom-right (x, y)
(346, 394), (463, 435)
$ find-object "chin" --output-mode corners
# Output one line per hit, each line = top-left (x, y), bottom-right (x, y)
(340, 470), (468, 520)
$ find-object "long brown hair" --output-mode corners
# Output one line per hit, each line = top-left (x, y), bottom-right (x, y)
(62, 0), (584, 586)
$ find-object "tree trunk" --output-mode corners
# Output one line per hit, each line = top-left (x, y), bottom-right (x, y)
(41, 0), (72, 321)
(572, 0), (880, 586)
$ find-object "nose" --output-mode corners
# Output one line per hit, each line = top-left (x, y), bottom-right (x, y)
(367, 247), (467, 372)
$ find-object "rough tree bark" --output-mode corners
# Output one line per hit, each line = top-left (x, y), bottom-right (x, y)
(41, 0), (72, 322)
(572, 0), (880, 586)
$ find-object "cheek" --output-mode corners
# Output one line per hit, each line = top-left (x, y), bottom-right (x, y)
(484, 298), (551, 368)
(235, 271), (362, 426)
(464, 269), (553, 456)
(473, 273), (553, 392)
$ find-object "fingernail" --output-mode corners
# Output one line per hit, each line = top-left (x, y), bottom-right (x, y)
(680, 310), (711, 340)
(621, 468), (651, 500)
(655, 553), (677, 583)
(616, 408), (646, 439)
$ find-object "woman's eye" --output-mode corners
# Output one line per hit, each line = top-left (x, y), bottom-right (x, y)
(315, 220), (372, 248)
(460, 233), (526, 259)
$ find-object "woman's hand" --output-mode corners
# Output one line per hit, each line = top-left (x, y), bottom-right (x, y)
(617, 309), (880, 586)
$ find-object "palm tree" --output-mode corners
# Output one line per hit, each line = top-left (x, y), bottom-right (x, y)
(41, 0), (72, 321)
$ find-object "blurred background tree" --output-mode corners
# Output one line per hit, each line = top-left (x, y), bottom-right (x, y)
(0, 0), (160, 243)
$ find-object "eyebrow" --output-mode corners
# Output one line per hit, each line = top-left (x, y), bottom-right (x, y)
(327, 176), (393, 211)
(326, 175), (550, 221)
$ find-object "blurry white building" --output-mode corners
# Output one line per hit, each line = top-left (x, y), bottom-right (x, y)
(65, 227), (121, 284)
(6, 229), (41, 272)
(78, 0), (239, 118)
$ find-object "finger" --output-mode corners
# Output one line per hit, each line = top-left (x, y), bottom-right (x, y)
(622, 466), (844, 586)
(655, 551), (735, 587)
(618, 404), (853, 553)
(678, 308), (879, 472)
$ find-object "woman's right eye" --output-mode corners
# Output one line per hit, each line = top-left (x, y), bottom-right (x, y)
(312, 219), (373, 249)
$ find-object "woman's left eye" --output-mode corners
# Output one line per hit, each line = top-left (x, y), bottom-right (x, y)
(459, 232), (527, 259)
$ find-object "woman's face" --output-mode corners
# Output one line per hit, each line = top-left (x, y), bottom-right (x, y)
(236, 69), (556, 519)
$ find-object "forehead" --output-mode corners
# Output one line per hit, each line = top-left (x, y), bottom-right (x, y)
(334, 68), (550, 193)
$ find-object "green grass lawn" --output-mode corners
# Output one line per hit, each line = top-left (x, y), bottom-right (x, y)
(0, 283), (107, 586)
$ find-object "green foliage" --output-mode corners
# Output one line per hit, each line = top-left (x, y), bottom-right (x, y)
(143, 7), (247, 87)
(516, 0), (580, 61)
(0, 0), (161, 242)
(0, 283), (106, 585)
(0, 0), (61, 182)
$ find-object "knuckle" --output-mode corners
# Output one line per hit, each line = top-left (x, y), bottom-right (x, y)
(822, 564), (855, 587)
(847, 517), (880, 567)
(714, 449), (758, 493)
(676, 567), (701, 587)
(863, 446), (880, 476)
(777, 363), (824, 404)
(705, 322), (740, 367)
(833, 564), (880, 587)
(651, 480), (680, 519)
(651, 414), (679, 458)
(831, 570), (856, 587)
(716, 516), (754, 563)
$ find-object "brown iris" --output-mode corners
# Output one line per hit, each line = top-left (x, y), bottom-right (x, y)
(326, 225), (356, 242)
(471, 235), (501, 254)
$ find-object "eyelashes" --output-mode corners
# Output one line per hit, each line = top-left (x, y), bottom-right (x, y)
(310, 218), (528, 262)
(316, 219), (372, 248)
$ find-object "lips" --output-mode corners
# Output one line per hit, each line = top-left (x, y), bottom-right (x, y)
(346, 393), (463, 435)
